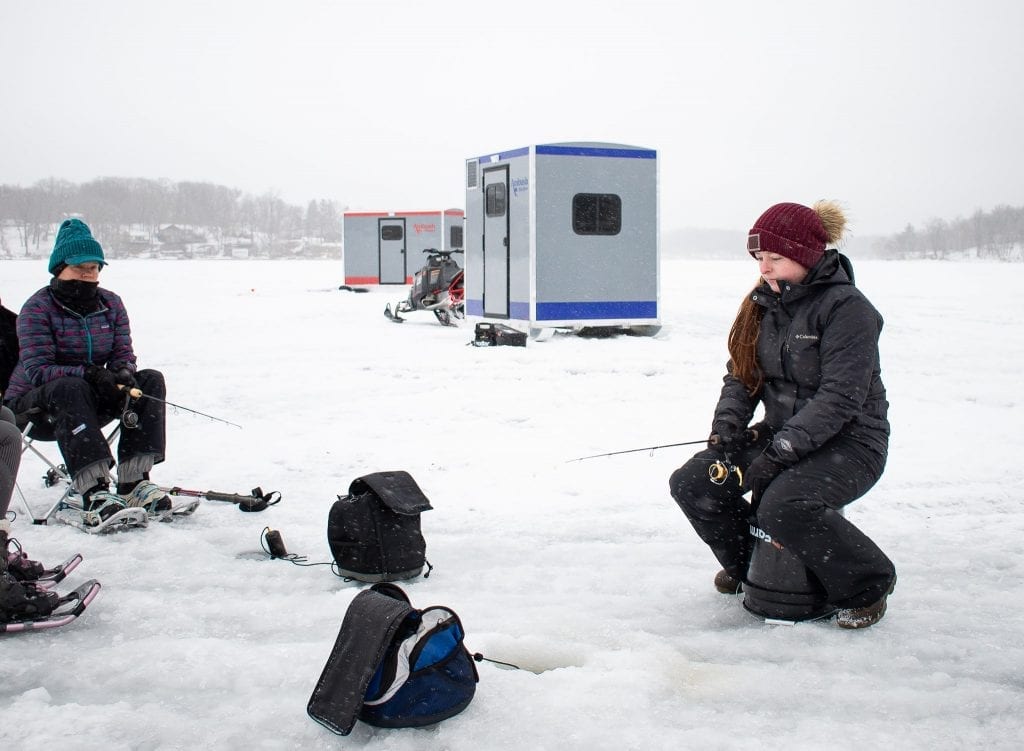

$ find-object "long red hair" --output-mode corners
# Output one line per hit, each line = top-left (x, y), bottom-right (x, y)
(727, 283), (765, 395)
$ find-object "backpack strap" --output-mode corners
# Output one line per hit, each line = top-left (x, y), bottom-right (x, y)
(350, 471), (433, 515)
(306, 587), (415, 736)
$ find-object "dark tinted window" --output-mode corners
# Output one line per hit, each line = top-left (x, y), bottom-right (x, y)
(485, 184), (506, 217)
(450, 225), (464, 248)
(380, 225), (403, 241)
(572, 193), (622, 235)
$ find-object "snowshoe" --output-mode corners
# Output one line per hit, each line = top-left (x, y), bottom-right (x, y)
(25, 554), (85, 589)
(0, 579), (101, 634)
(121, 480), (175, 521)
(7, 548), (83, 587)
(54, 504), (148, 534)
(1, 572), (60, 624)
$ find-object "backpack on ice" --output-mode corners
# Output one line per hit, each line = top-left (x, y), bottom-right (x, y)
(327, 471), (432, 582)
(307, 582), (479, 735)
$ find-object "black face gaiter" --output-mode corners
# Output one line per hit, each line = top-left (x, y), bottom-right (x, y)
(50, 278), (100, 315)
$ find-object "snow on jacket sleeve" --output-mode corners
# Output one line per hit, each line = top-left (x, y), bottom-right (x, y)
(770, 292), (883, 462)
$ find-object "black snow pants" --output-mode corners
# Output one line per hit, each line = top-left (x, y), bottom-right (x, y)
(6, 369), (166, 479)
(669, 433), (896, 610)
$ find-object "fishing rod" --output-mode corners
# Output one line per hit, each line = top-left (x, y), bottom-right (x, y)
(119, 386), (242, 429)
(567, 439), (709, 463)
(567, 426), (766, 464)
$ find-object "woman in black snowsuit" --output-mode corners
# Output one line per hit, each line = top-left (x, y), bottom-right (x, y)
(669, 201), (896, 629)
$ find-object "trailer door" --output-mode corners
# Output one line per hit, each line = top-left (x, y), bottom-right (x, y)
(482, 166), (510, 318)
(378, 218), (407, 284)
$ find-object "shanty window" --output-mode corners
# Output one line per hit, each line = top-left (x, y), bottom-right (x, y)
(380, 225), (404, 241)
(450, 225), (464, 248)
(572, 193), (621, 235)
(485, 183), (506, 217)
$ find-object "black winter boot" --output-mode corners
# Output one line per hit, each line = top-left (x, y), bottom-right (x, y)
(714, 568), (744, 594)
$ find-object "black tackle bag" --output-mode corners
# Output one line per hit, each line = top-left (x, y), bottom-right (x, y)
(307, 582), (479, 735)
(328, 471), (432, 582)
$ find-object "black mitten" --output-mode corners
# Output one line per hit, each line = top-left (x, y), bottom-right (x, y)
(113, 366), (136, 387)
(84, 365), (121, 401)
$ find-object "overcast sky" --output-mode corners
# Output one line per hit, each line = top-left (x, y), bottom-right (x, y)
(2, 0), (1021, 236)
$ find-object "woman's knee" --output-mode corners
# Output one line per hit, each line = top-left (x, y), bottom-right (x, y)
(757, 492), (825, 531)
(48, 376), (94, 402)
(135, 369), (165, 398)
(669, 456), (712, 502)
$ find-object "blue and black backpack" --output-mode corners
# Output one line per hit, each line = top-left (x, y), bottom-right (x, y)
(307, 582), (478, 735)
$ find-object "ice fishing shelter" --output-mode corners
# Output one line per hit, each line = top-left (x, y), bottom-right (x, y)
(464, 142), (659, 335)
(343, 209), (464, 285)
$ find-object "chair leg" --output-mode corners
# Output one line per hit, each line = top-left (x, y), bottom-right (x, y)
(16, 419), (82, 524)
(15, 415), (122, 527)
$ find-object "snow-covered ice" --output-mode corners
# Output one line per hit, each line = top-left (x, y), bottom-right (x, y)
(2, 256), (1022, 750)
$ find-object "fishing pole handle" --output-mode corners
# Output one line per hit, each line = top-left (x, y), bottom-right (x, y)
(117, 385), (144, 399)
(708, 425), (762, 449)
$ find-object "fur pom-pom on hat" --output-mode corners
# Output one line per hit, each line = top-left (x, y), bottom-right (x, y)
(747, 200), (847, 269)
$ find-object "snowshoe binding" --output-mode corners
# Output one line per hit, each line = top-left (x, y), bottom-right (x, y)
(4, 538), (83, 587)
(0, 578), (101, 634)
(56, 489), (148, 534)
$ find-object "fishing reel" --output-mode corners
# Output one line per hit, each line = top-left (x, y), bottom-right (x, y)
(120, 391), (140, 429)
(709, 459), (744, 486)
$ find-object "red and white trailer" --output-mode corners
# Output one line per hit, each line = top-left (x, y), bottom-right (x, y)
(342, 209), (464, 286)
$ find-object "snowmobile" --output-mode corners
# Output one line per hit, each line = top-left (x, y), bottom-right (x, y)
(384, 249), (465, 326)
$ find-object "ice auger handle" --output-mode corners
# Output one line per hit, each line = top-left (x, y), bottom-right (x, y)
(164, 486), (282, 512)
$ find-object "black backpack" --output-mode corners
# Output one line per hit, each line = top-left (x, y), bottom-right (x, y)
(327, 471), (432, 582)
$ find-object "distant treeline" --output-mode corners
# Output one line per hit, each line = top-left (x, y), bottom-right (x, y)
(2, 178), (1021, 261)
(880, 204), (1024, 260)
(0, 177), (344, 259)
(666, 204), (1024, 261)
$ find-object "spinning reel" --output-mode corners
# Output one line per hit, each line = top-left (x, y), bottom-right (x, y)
(709, 459), (744, 486)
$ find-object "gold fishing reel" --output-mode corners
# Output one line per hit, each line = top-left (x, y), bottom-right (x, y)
(709, 460), (743, 486)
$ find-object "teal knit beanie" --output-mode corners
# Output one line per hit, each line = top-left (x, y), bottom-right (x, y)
(49, 218), (106, 275)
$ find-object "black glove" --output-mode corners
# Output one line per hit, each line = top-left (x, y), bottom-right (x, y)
(709, 423), (764, 454)
(113, 367), (136, 387)
(743, 453), (788, 501)
(84, 365), (121, 402)
(707, 424), (741, 453)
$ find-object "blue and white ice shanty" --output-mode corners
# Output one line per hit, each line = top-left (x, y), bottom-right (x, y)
(343, 209), (464, 286)
(464, 142), (659, 335)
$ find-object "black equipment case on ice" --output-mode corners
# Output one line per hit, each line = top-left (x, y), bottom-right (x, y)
(328, 471), (432, 582)
(472, 322), (527, 347)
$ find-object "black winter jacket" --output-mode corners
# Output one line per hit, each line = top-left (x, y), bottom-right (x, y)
(712, 250), (889, 464)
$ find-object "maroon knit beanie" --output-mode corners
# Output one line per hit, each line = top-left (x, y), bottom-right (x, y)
(746, 202), (828, 269)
